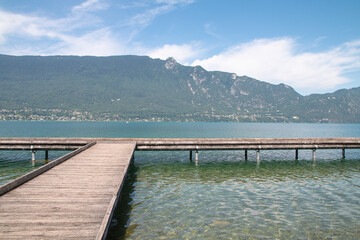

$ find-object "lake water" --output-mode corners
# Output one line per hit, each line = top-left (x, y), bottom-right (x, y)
(1, 121), (360, 239)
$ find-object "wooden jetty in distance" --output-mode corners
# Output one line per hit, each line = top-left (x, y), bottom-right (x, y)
(133, 137), (360, 163)
(2, 137), (358, 163)
(1, 137), (360, 239)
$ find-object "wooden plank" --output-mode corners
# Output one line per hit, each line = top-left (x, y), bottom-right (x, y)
(2, 137), (360, 147)
(0, 229), (99, 239)
(1, 137), (360, 152)
(0, 142), (136, 240)
(95, 144), (135, 240)
(136, 143), (360, 150)
(0, 141), (96, 196)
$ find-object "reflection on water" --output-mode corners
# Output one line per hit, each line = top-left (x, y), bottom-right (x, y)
(107, 151), (360, 240)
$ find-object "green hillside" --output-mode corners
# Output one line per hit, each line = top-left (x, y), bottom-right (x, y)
(0, 54), (359, 122)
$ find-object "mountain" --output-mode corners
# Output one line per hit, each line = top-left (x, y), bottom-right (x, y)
(0, 54), (359, 123)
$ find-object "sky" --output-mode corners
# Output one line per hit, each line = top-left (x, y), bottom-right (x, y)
(0, 0), (360, 95)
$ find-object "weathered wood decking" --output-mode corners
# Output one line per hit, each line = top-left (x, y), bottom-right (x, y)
(0, 138), (89, 150)
(133, 137), (360, 150)
(0, 142), (135, 240)
(1, 137), (360, 239)
(2, 137), (360, 150)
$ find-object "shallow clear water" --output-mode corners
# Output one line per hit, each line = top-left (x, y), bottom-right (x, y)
(107, 151), (360, 240)
(1, 121), (360, 239)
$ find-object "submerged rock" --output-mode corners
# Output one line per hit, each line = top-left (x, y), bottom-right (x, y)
(209, 220), (230, 227)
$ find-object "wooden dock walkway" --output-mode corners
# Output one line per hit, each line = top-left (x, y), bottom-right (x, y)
(1, 137), (360, 239)
(0, 142), (135, 240)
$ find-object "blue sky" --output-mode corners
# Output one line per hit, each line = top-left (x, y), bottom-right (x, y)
(0, 0), (359, 95)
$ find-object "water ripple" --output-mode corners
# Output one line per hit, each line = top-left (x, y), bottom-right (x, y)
(107, 152), (360, 240)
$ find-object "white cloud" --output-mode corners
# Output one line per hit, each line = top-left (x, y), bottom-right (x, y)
(72, 0), (109, 13)
(204, 23), (218, 38)
(126, 4), (173, 28)
(0, 10), (40, 43)
(0, 0), (196, 56)
(123, 0), (194, 30)
(49, 28), (123, 56)
(0, 0), (113, 55)
(156, 0), (195, 4)
(146, 43), (202, 64)
(193, 38), (360, 95)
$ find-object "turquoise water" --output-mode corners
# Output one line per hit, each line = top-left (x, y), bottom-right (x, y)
(1, 121), (360, 138)
(109, 158), (360, 240)
(1, 121), (360, 239)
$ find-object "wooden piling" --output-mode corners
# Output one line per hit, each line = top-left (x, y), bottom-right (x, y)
(312, 149), (316, 161)
(31, 149), (36, 166)
(195, 149), (198, 165)
(31, 150), (36, 161)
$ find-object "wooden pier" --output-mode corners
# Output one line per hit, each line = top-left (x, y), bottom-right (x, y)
(1, 137), (360, 239)
(0, 140), (135, 240)
(2, 137), (360, 151)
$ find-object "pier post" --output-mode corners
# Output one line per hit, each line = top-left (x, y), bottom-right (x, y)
(295, 149), (299, 160)
(312, 149), (316, 161)
(45, 150), (49, 162)
(31, 147), (36, 166)
(189, 151), (193, 161)
(342, 149), (345, 159)
(195, 149), (199, 166)
(244, 150), (248, 161)
(32, 150), (36, 161)
(256, 150), (260, 164)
